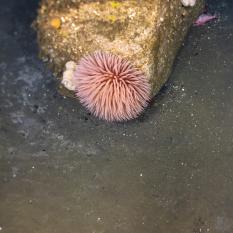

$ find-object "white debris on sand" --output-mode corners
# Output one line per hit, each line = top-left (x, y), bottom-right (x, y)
(61, 61), (77, 91)
(181, 0), (196, 7)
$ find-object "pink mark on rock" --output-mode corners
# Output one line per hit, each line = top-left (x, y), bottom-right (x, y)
(194, 14), (217, 26)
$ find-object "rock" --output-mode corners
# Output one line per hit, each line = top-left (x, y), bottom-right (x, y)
(35, 0), (204, 97)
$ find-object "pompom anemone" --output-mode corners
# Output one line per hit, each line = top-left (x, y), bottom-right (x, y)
(74, 51), (151, 122)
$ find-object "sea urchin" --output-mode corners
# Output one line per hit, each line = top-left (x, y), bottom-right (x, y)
(74, 51), (151, 122)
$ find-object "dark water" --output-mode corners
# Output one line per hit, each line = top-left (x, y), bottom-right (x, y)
(0, 0), (233, 232)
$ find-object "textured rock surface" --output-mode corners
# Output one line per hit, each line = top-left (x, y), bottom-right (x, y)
(35, 0), (204, 96)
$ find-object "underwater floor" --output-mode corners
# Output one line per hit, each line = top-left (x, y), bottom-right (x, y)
(0, 0), (233, 232)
